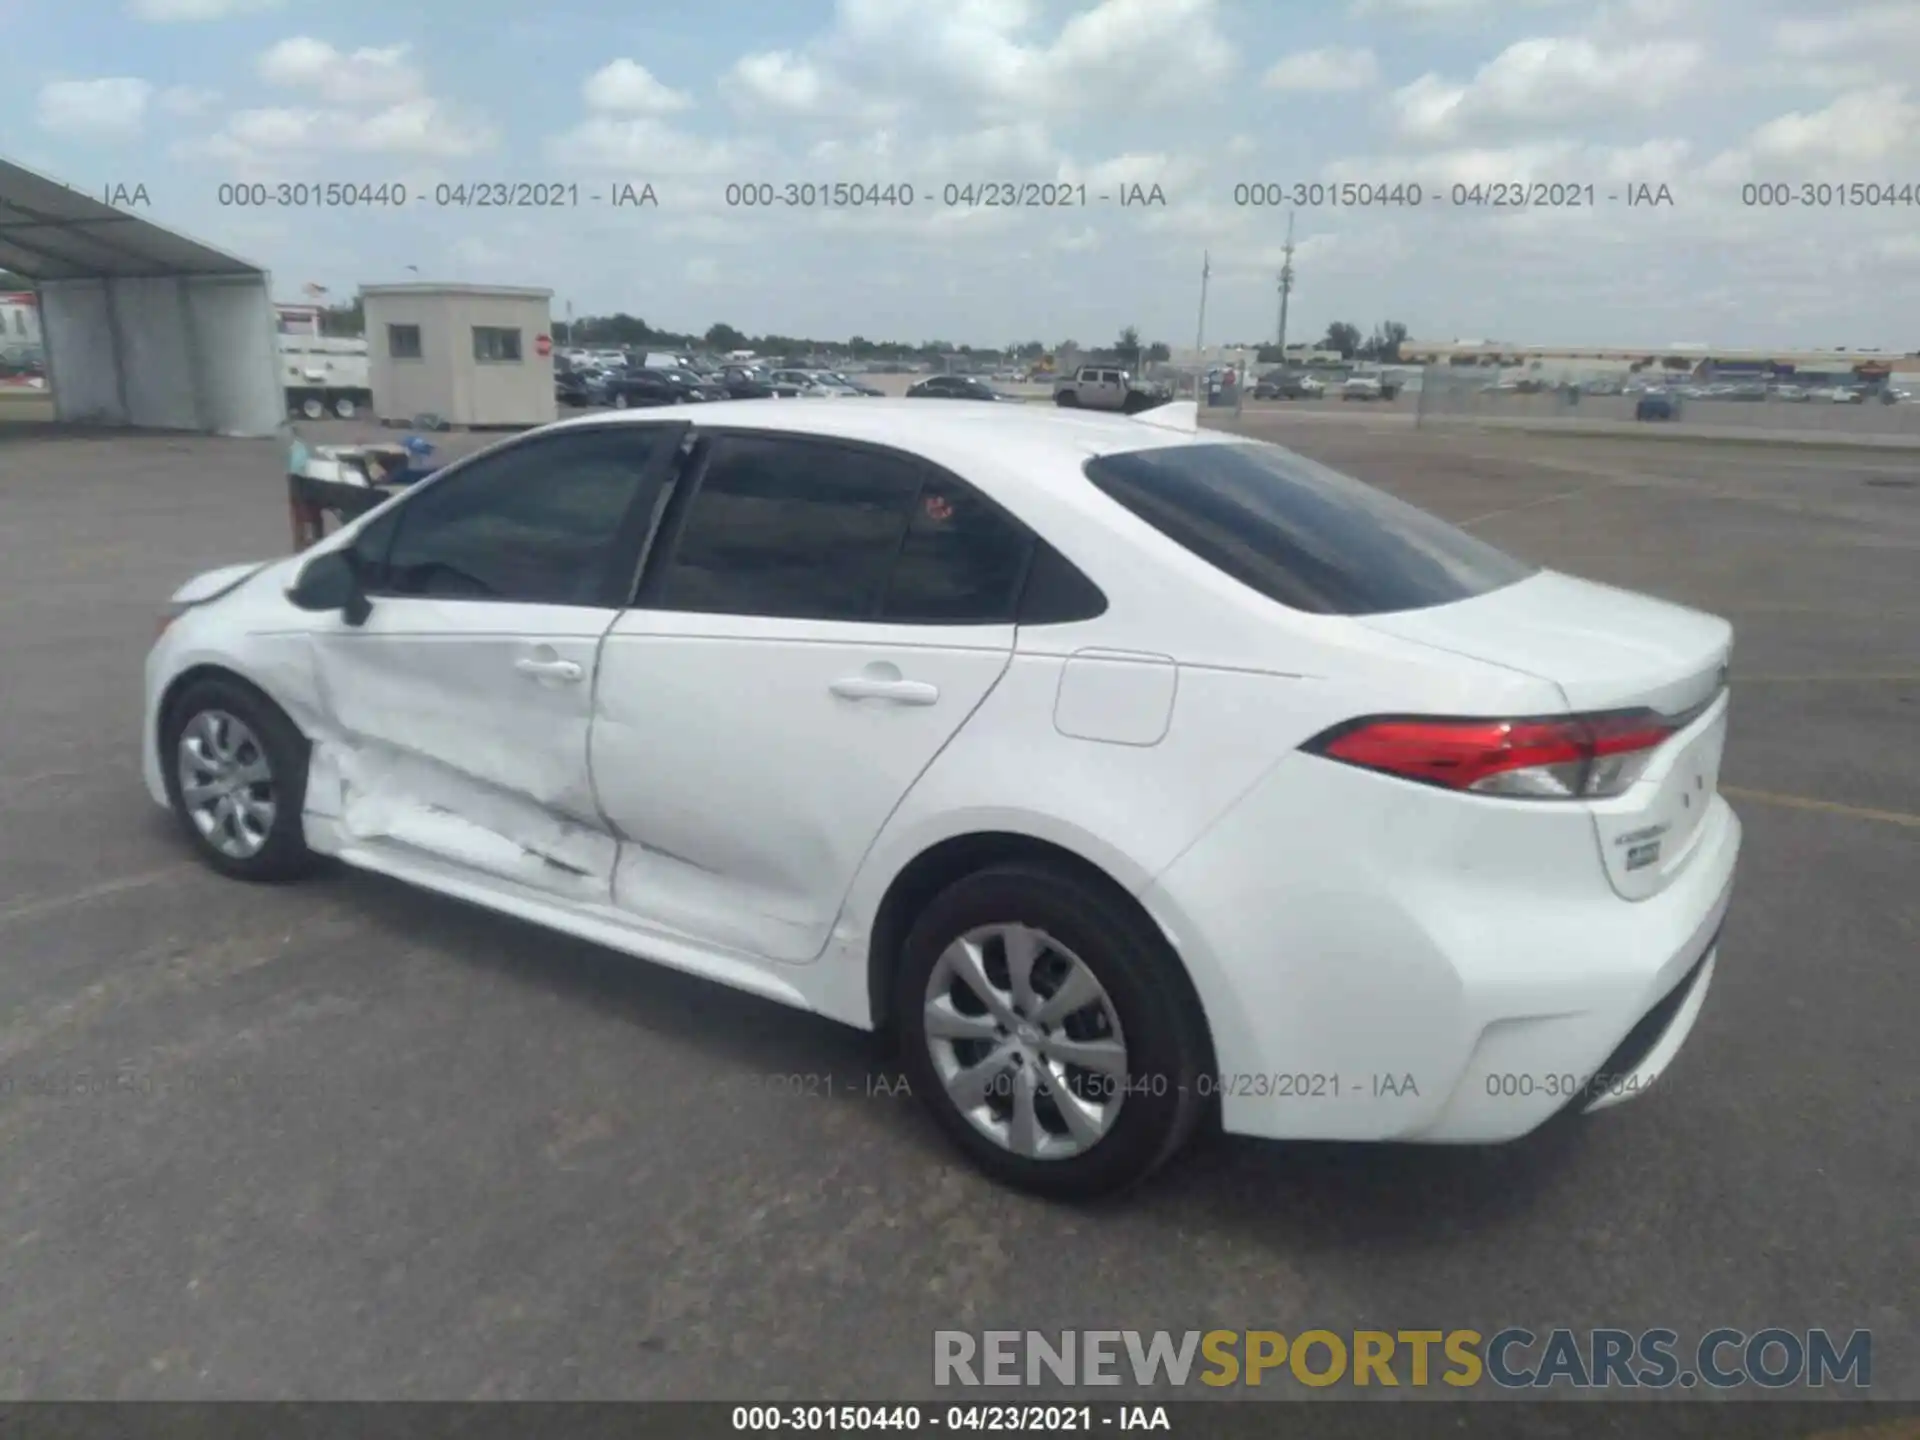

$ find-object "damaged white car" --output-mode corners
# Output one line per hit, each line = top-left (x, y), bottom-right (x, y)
(147, 399), (1739, 1199)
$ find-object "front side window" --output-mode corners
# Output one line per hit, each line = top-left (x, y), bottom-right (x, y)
(388, 323), (422, 359)
(1084, 440), (1538, 616)
(649, 436), (922, 621)
(364, 427), (672, 606)
(473, 326), (522, 363)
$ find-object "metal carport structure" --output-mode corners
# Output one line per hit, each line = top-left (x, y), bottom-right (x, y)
(0, 157), (282, 435)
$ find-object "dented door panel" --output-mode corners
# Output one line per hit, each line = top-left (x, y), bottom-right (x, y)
(308, 598), (623, 901)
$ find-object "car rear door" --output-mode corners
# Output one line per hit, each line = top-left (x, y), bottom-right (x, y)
(305, 423), (689, 900)
(589, 431), (1033, 962)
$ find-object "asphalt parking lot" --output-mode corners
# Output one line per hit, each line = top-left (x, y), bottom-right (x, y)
(0, 411), (1913, 1404)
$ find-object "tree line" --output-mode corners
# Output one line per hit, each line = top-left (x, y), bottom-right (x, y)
(301, 300), (1406, 366)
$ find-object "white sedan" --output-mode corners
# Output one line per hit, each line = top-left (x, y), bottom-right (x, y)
(145, 399), (1739, 1199)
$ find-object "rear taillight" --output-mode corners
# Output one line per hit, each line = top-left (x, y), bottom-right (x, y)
(1304, 710), (1680, 800)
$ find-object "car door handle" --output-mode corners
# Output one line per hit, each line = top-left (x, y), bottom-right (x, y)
(515, 657), (584, 683)
(829, 676), (939, 705)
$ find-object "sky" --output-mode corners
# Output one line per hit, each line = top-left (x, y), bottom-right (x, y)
(9, 0), (1920, 351)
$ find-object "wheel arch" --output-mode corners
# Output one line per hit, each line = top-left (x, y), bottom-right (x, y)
(156, 662), (309, 766)
(862, 830), (1217, 1074)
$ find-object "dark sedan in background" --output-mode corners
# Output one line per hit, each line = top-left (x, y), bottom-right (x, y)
(1635, 391), (1681, 421)
(602, 367), (728, 408)
(906, 375), (1022, 402)
(717, 365), (777, 399)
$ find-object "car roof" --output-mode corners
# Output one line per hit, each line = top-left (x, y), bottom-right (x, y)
(544, 398), (1235, 496)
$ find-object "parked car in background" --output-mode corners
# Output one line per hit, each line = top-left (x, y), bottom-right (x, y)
(1052, 366), (1168, 413)
(555, 370), (595, 408)
(716, 365), (776, 399)
(601, 367), (726, 409)
(1636, 391), (1680, 421)
(1253, 372), (1322, 400)
(906, 375), (1022, 402)
(1823, 386), (1866, 404)
(1342, 375), (1385, 401)
(822, 370), (885, 396)
(766, 369), (840, 397)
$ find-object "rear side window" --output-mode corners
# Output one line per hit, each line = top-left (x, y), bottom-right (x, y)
(1084, 441), (1536, 616)
(882, 480), (1033, 623)
(650, 436), (918, 620)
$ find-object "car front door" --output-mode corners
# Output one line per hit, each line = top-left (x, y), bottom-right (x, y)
(590, 432), (1033, 962)
(304, 422), (689, 901)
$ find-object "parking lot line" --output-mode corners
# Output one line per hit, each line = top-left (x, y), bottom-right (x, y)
(1721, 786), (1920, 830)
(0, 864), (194, 928)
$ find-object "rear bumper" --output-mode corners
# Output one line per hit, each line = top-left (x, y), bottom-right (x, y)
(1140, 754), (1742, 1145)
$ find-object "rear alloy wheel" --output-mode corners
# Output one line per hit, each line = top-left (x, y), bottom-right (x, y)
(301, 397), (326, 420)
(333, 395), (357, 419)
(612, 391), (630, 409)
(161, 676), (317, 882)
(897, 864), (1210, 1199)
(1055, 392), (1079, 407)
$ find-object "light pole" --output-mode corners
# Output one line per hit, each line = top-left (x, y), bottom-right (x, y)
(1276, 211), (1295, 360)
(1194, 251), (1210, 400)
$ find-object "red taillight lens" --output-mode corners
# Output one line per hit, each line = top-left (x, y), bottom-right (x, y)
(1307, 711), (1680, 799)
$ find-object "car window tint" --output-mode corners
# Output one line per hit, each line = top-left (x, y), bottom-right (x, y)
(652, 437), (919, 620)
(882, 478), (1033, 623)
(1084, 440), (1538, 616)
(372, 428), (667, 606)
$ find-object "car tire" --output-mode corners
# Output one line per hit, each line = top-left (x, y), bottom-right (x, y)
(301, 397), (326, 420)
(333, 395), (357, 419)
(160, 675), (317, 883)
(895, 862), (1211, 1200)
(612, 392), (629, 409)
(1055, 392), (1079, 408)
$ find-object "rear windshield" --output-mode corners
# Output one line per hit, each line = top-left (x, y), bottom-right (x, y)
(1083, 440), (1537, 616)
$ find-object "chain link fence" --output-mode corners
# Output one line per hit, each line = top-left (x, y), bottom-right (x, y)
(1415, 363), (1920, 442)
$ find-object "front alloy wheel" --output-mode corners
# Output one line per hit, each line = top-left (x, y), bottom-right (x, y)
(177, 709), (277, 859)
(161, 676), (316, 882)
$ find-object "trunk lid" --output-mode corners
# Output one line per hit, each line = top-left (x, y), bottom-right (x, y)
(1360, 570), (1732, 901)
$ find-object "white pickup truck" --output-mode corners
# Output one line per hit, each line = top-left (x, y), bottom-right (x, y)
(1052, 365), (1169, 414)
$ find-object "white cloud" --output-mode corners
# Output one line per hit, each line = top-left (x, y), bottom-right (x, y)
(729, 0), (1233, 122)
(1746, 86), (1920, 167)
(159, 85), (220, 116)
(1350, 0), (1576, 18)
(179, 35), (490, 164)
(549, 117), (754, 177)
(722, 51), (839, 116)
(34, 78), (152, 139)
(1264, 47), (1380, 92)
(127, 0), (279, 18)
(184, 98), (492, 163)
(582, 59), (692, 115)
(1390, 36), (1704, 142)
(258, 37), (423, 105)
(1773, 5), (1920, 57)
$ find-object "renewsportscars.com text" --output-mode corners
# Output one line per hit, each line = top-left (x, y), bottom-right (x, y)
(933, 1328), (1871, 1390)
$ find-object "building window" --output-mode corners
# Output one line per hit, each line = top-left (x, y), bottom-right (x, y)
(388, 324), (423, 360)
(473, 326), (522, 363)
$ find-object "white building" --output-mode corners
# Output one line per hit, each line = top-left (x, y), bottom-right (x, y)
(363, 283), (556, 428)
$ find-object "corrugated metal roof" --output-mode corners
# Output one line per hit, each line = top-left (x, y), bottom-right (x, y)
(0, 158), (264, 280)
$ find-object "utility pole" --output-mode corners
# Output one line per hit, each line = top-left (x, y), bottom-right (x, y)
(1276, 210), (1295, 359)
(1194, 251), (1210, 399)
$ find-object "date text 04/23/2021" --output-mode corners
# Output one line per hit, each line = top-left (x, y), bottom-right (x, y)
(731, 1405), (1170, 1432)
